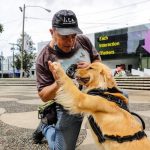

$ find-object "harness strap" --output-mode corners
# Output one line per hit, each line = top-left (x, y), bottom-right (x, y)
(88, 116), (105, 143)
(88, 115), (147, 144)
(131, 112), (145, 130)
(87, 88), (147, 143)
(87, 88), (129, 112)
(105, 94), (129, 112)
(104, 130), (147, 143)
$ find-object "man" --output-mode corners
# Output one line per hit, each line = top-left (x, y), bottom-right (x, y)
(34, 9), (101, 150)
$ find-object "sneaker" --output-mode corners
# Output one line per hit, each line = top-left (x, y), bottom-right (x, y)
(32, 122), (44, 144)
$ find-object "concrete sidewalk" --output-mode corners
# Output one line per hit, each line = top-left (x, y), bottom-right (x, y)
(0, 86), (150, 150)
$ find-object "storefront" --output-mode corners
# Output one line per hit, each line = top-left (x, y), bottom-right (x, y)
(94, 23), (150, 71)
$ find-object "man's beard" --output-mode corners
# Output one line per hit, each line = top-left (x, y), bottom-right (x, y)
(54, 44), (76, 58)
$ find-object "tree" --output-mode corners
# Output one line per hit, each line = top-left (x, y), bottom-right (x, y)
(14, 33), (36, 77)
(0, 23), (4, 33)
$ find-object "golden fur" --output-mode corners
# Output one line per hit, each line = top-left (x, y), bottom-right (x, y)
(50, 61), (150, 150)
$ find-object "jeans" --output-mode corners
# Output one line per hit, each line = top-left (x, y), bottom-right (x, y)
(41, 106), (83, 150)
(121, 89), (128, 99)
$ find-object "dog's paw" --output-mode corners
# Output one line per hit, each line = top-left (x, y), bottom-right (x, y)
(51, 62), (66, 79)
(52, 62), (61, 70)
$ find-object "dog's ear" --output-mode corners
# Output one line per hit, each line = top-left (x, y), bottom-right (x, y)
(101, 64), (117, 89)
(104, 72), (117, 88)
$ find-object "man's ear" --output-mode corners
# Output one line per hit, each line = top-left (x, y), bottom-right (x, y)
(49, 29), (53, 36)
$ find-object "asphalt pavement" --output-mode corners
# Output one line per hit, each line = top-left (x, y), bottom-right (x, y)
(0, 85), (150, 150)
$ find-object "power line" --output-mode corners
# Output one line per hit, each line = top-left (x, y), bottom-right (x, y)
(25, 17), (51, 22)
(80, 20), (117, 25)
(96, 9), (147, 22)
(79, 0), (150, 17)
(2, 19), (20, 25)
(98, 7), (150, 24)
(80, 5), (150, 30)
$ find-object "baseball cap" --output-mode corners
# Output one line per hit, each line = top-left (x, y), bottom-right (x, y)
(52, 10), (83, 35)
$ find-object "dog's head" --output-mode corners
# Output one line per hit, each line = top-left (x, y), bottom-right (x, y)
(76, 62), (117, 89)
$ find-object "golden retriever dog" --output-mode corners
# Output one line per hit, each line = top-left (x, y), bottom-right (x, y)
(49, 61), (150, 150)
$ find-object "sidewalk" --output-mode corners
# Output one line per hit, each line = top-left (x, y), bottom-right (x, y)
(0, 86), (150, 150)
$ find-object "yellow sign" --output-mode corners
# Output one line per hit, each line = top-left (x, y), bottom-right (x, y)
(99, 50), (115, 55)
(95, 32), (127, 55)
(99, 42), (120, 48)
(99, 36), (108, 41)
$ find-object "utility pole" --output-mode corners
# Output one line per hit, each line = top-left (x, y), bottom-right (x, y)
(19, 4), (51, 78)
(0, 51), (3, 78)
(19, 4), (25, 78)
(9, 43), (15, 78)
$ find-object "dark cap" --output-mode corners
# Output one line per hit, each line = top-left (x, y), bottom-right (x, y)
(52, 10), (83, 35)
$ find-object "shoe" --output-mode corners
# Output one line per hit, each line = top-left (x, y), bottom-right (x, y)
(32, 122), (44, 144)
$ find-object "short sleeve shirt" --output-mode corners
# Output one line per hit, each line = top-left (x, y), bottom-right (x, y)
(36, 35), (101, 91)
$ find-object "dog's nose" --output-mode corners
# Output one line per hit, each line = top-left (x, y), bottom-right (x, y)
(76, 76), (81, 80)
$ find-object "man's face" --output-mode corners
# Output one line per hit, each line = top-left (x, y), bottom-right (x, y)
(53, 29), (77, 52)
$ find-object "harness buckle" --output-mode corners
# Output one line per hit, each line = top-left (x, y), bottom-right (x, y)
(135, 131), (143, 140)
(116, 135), (123, 143)
(117, 99), (123, 107)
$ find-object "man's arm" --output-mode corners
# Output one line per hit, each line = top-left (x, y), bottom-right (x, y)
(38, 82), (59, 102)
(38, 60), (61, 102)
(37, 57), (100, 102)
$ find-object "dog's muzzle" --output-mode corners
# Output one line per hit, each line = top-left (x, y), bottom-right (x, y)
(66, 64), (77, 79)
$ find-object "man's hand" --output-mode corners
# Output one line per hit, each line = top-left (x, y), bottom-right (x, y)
(48, 61), (59, 81)
(77, 61), (90, 69)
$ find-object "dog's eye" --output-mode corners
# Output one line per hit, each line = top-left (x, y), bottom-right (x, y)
(88, 67), (93, 70)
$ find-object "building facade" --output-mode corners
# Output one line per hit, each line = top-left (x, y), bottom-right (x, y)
(94, 23), (150, 72)
(1, 23), (149, 78)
